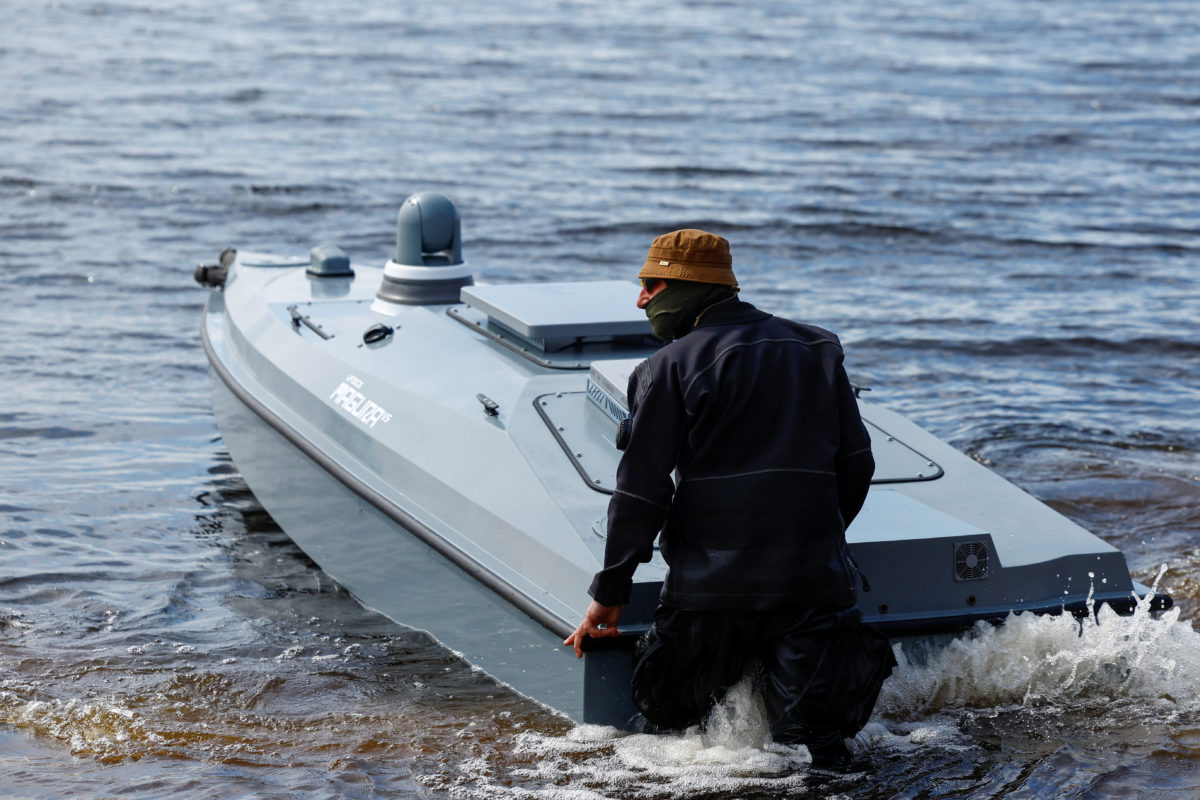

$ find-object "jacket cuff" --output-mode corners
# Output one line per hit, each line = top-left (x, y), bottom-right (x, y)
(588, 570), (632, 607)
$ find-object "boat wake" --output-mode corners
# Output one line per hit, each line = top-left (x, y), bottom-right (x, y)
(447, 570), (1200, 799)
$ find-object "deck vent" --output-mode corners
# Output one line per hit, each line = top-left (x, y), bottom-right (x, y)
(953, 541), (990, 581)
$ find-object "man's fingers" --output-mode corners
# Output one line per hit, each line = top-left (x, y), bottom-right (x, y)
(565, 628), (585, 658)
(564, 622), (623, 659)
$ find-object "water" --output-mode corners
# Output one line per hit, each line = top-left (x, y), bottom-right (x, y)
(2, 0), (1199, 796)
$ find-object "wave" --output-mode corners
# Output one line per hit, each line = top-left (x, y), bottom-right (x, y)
(236, 183), (344, 196)
(1077, 59), (1193, 72)
(634, 166), (771, 179)
(0, 176), (37, 188)
(558, 219), (791, 237)
(855, 335), (1200, 358)
(558, 216), (1197, 254)
(0, 425), (95, 442)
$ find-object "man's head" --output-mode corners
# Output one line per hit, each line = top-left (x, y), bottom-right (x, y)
(636, 229), (739, 340)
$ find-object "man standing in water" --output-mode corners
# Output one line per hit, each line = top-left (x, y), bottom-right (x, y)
(565, 229), (895, 769)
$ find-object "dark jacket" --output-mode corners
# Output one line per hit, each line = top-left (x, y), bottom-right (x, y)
(588, 299), (874, 611)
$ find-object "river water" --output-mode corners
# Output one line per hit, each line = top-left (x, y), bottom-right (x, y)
(3, 1), (1199, 797)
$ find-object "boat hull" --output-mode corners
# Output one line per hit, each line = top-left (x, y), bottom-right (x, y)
(206, 296), (640, 726)
(198, 247), (1168, 727)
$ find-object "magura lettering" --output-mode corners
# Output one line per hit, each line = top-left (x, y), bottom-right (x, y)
(330, 375), (392, 428)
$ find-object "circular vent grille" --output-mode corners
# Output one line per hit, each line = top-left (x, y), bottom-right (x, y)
(954, 541), (990, 581)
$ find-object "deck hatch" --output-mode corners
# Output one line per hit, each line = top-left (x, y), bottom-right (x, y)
(459, 281), (654, 351)
(449, 303), (658, 369)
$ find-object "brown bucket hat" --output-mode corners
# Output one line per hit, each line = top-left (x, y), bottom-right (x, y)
(638, 229), (738, 287)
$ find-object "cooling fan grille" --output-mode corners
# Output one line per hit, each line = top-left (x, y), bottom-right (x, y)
(954, 541), (990, 581)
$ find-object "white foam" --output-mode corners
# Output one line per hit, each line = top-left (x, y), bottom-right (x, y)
(451, 586), (1200, 799)
(879, 584), (1200, 716)
(275, 645), (305, 660)
(442, 680), (836, 799)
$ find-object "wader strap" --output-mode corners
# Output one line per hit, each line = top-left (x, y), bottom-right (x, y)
(846, 551), (871, 593)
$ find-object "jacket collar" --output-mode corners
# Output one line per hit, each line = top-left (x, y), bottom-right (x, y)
(693, 298), (770, 329)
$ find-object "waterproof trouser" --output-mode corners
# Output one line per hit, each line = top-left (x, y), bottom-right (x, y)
(631, 604), (896, 748)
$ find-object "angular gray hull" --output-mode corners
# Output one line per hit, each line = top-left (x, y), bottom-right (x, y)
(199, 249), (1166, 727)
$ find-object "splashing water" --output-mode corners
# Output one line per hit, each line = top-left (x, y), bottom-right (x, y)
(435, 579), (1200, 799)
(450, 682), (819, 799)
(879, 567), (1198, 715)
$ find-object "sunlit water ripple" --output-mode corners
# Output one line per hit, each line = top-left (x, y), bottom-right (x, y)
(2, 0), (1198, 797)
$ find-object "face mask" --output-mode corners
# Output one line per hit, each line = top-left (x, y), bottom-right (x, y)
(644, 282), (736, 341)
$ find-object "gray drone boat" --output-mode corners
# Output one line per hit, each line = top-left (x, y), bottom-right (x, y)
(196, 192), (1169, 728)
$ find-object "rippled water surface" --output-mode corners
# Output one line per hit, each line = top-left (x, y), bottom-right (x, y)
(3, 1), (1199, 797)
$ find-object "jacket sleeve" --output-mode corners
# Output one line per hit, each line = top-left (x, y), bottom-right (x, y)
(834, 360), (875, 529)
(587, 359), (684, 606)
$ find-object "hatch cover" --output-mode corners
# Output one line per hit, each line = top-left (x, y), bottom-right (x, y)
(460, 281), (652, 350)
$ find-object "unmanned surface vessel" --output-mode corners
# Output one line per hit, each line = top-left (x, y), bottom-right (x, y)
(196, 192), (1169, 727)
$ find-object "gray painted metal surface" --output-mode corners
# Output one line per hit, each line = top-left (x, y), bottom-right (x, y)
(461, 281), (652, 346)
(199, 245), (1166, 726)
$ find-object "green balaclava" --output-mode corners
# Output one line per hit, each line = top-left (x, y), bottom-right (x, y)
(644, 281), (737, 342)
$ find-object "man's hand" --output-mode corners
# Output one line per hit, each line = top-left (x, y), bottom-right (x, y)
(563, 601), (623, 658)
